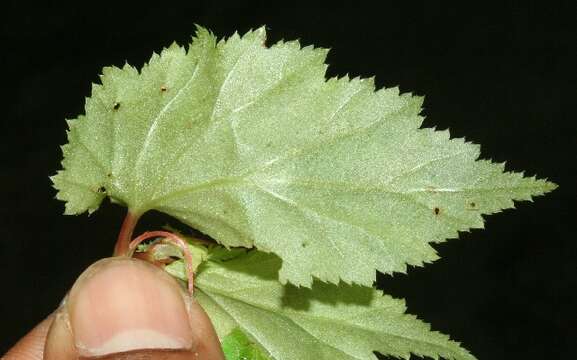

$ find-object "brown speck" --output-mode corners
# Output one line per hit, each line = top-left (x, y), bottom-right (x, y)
(434, 207), (440, 215)
(97, 186), (106, 193)
(107, 173), (112, 178)
(113, 102), (120, 110)
(160, 85), (168, 92)
(470, 202), (476, 207)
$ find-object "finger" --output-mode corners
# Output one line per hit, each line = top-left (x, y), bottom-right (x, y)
(3, 315), (53, 360)
(44, 257), (224, 360)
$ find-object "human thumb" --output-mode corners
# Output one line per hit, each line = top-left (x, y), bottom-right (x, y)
(44, 257), (224, 360)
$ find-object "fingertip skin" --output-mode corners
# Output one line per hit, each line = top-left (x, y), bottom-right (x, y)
(77, 348), (206, 359)
(2, 315), (53, 360)
(184, 296), (225, 360)
(44, 257), (224, 360)
(44, 310), (77, 360)
(5, 258), (225, 360)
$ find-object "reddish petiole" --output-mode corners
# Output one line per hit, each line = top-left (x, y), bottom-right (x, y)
(127, 230), (196, 295)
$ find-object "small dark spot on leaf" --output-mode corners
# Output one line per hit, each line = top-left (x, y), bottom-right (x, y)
(113, 102), (120, 110)
(160, 85), (168, 92)
(434, 207), (440, 215)
(97, 186), (106, 193)
(107, 173), (112, 178)
(301, 242), (307, 248)
(470, 202), (476, 207)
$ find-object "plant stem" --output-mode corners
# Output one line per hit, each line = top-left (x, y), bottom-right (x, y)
(113, 210), (141, 256)
(128, 230), (196, 295)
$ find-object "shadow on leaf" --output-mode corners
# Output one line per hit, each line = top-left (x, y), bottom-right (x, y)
(281, 281), (375, 311)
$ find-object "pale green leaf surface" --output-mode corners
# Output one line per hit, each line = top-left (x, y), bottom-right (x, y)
(195, 250), (475, 360)
(52, 26), (556, 286)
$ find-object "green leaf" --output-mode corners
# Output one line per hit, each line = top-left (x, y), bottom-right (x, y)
(222, 328), (272, 360)
(52, 26), (556, 286)
(194, 250), (475, 360)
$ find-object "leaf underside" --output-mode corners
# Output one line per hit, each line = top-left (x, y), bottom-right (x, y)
(51, 25), (558, 360)
(52, 26), (555, 288)
(195, 250), (475, 360)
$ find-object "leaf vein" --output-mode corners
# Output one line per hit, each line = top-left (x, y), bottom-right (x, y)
(149, 42), (255, 200)
(201, 289), (364, 359)
(256, 178), (467, 228)
(244, 100), (411, 178)
(134, 54), (203, 186)
(74, 138), (108, 175)
(200, 285), (460, 359)
(253, 183), (347, 260)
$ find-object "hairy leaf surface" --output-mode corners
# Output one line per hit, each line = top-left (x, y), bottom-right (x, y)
(193, 250), (475, 360)
(52, 26), (556, 286)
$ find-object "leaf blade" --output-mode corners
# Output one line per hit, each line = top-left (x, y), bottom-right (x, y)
(195, 251), (476, 360)
(53, 26), (556, 286)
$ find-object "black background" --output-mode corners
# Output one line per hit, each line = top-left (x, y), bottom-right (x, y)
(1, 1), (575, 359)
